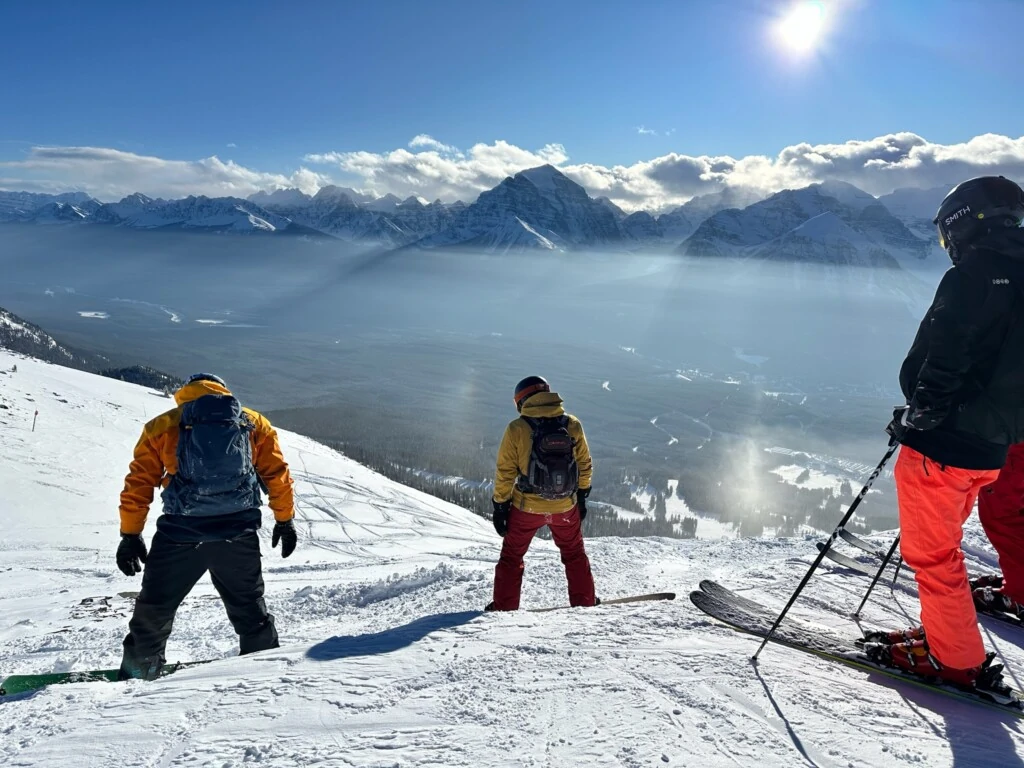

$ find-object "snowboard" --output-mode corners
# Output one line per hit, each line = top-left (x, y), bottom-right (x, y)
(527, 592), (676, 613)
(689, 579), (1024, 717)
(0, 660), (209, 697)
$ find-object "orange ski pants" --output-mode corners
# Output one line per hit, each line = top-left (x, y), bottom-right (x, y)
(895, 446), (999, 670)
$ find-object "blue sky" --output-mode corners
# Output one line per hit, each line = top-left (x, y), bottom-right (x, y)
(2, 0), (1023, 208)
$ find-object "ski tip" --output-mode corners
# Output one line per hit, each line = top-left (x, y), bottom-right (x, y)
(698, 579), (719, 592)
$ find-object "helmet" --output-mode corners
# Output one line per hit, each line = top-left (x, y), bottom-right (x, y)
(514, 375), (550, 411)
(934, 175), (1024, 263)
(187, 372), (226, 387)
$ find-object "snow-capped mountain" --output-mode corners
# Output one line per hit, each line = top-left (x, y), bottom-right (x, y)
(0, 190), (312, 235)
(0, 306), (95, 368)
(595, 196), (627, 221)
(655, 207), (695, 241)
(752, 211), (900, 267)
(679, 181), (931, 267)
(93, 194), (304, 234)
(246, 187), (314, 209)
(676, 186), (767, 225)
(0, 191), (100, 222)
(878, 185), (950, 242)
(26, 201), (91, 224)
(409, 165), (624, 252)
(1, 348), (1019, 767)
(620, 211), (665, 242)
(249, 186), (454, 246)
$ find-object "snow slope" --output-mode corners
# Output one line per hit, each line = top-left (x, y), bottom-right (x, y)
(0, 351), (1021, 767)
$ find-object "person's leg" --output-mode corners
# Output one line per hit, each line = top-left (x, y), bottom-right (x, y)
(120, 533), (207, 679)
(491, 508), (545, 611)
(978, 443), (1024, 603)
(897, 446), (997, 670)
(547, 507), (596, 607)
(205, 532), (279, 655)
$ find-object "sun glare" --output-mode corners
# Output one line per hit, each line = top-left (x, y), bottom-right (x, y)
(774, 1), (828, 56)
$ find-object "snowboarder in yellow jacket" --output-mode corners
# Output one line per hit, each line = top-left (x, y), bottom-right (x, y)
(488, 376), (596, 610)
(116, 373), (296, 679)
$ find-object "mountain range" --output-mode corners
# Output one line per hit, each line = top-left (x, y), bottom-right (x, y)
(678, 180), (934, 268)
(0, 169), (955, 266)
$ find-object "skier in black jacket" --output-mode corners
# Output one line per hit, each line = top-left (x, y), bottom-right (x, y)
(881, 175), (1024, 690)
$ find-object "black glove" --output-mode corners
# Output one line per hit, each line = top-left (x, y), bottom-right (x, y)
(577, 487), (591, 521)
(885, 405), (912, 444)
(886, 403), (944, 445)
(492, 499), (511, 537)
(272, 520), (297, 558)
(116, 534), (147, 577)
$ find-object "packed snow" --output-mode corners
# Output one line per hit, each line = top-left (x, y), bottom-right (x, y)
(0, 350), (1021, 767)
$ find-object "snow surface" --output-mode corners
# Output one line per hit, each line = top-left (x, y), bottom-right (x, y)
(0, 351), (1022, 767)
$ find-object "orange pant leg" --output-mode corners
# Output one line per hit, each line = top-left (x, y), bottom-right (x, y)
(896, 446), (999, 669)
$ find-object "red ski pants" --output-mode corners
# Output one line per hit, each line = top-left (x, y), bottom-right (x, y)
(978, 442), (1024, 604)
(895, 446), (998, 669)
(491, 506), (596, 611)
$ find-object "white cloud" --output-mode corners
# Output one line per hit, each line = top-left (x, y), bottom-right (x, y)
(304, 139), (569, 203)
(304, 132), (1024, 212)
(636, 126), (658, 136)
(4, 133), (1024, 212)
(408, 134), (460, 155)
(227, 142), (237, 148)
(0, 146), (329, 202)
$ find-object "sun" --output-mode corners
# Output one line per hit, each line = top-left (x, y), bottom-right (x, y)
(773, 1), (828, 56)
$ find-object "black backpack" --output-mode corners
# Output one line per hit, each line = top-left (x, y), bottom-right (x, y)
(161, 394), (262, 517)
(517, 416), (579, 500)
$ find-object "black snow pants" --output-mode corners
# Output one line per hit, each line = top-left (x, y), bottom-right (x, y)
(119, 530), (278, 680)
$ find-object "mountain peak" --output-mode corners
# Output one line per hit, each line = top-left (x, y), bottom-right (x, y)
(515, 164), (570, 194)
(249, 188), (312, 208)
(119, 193), (154, 207)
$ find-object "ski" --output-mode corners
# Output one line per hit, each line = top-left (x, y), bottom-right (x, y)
(0, 660), (210, 697)
(837, 528), (888, 558)
(815, 544), (1021, 627)
(690, 580), (1024, 717)
(816, 542), (915, 583)
(528, 592), (675, 613)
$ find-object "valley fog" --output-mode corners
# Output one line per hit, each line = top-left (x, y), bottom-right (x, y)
(0, 227), (945, 535)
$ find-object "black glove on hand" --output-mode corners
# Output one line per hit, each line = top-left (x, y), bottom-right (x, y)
(577, 487), (591, 521)
(492, 499), (511, 537)
(885, 405), (913, 445)
(886, 403), (944, 445)
(116, 534), (147, 577)
(272, 520), (297, 558)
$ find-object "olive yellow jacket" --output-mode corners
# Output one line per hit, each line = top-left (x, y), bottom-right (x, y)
(119, 379), (295, 534)
(493, 391), (592, 514)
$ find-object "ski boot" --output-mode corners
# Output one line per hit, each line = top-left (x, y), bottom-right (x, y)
(861, 625), (926, 645)
(973, 582), (1024, 619)
(970, 574), (1004, 591)
(865, 637), (1007, 692)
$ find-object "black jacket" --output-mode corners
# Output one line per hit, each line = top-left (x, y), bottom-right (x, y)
(898, 229), (1024, 469)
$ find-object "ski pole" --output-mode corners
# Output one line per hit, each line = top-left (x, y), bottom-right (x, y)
(853, 533), (901, 617)
(891, 556), (905, 589)
(752, 440), (899, 662)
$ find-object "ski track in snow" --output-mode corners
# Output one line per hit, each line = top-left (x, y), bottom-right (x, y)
(0, 350), (1021, 767)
